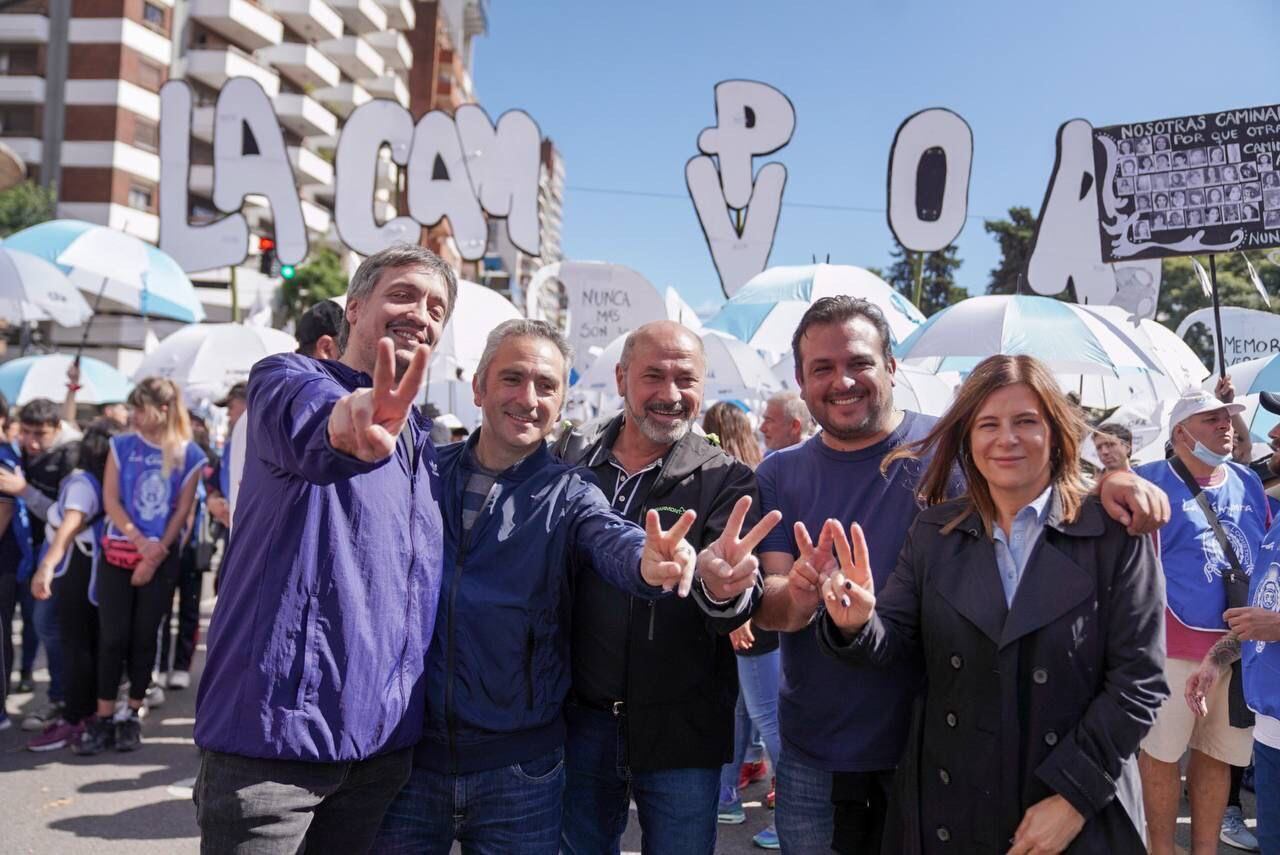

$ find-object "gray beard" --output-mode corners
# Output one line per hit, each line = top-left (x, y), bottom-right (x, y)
(629, 403), (692, 445)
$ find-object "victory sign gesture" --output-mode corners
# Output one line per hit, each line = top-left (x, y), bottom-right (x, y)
(821, 521), (877, 636)
(787, 518), (840, 614)
(643, 509), (699, 596)
(328, 338), (428, 462)
(696, 496), (782, 602)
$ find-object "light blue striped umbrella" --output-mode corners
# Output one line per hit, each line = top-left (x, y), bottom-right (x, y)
(894, 295), (1164, 377)
(1221, 354), (1280, 439)
(0, 353), (131, 405)
(3, 219), (205, 323)
(704, 264), (925, 354)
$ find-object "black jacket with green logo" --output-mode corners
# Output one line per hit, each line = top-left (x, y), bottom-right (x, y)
(554, 413), (761, 771)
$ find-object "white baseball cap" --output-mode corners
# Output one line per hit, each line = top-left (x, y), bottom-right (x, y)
(1168, 389), (1245, 430)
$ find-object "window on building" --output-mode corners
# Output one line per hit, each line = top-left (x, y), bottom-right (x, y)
(0, 47), (39, 75)
(0, 106), (36, 136)
(128, 184), (154, 211)
(136, 60), (164, 91)
(133, 118), (158, 151)
(142, 1), (165, 28)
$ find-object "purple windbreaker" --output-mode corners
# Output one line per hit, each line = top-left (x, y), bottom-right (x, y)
(194, 354), (444, 762)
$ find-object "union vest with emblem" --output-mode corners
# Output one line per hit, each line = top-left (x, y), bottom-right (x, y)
(107, 434), (204, 540)
(1137, 460), (1268, 631)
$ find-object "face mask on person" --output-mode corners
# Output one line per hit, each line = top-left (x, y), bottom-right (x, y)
(1181, 428), (1232, 468)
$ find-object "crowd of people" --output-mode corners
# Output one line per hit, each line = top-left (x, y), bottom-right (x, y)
(3, 241), (1280, 855)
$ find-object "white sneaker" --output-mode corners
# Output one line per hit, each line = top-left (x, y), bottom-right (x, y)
(144, 684), (165, 709)
(167, 670), (191, 690)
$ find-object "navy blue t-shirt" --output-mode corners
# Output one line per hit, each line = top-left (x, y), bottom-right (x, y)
(757, 411), (955, 772)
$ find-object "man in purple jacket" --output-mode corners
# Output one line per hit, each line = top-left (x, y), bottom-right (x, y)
(193, 244), (456, 853)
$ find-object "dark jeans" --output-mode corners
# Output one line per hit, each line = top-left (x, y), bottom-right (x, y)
(561, 704), (719, 855)
(96, 553), (178, 702)
(195, 747), (414, 855)
(1257, 740), (1279, 855)
(775, 750), (893, 855)
(52, 549), (98, 723)
(159, 544), (202, 673)
(32, 588), (63, 702)
(373, 747), (565, 854)
(0, 569), (14, 705)
(17, 579), (37, 673)
(1, 570), (39, 685)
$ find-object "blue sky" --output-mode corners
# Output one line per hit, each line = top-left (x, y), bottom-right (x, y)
(473, 1), (1280, 315)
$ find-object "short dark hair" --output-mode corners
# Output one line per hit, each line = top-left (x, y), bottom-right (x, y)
(1094, 423), (1133, 449)
(19, 398), (60, 428)
(339, 243), (458, 353)
(791, 296), (894, 376)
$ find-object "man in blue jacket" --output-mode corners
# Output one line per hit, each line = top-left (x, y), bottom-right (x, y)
(374, 319), (761, 854)
(193, 244), (457, 854)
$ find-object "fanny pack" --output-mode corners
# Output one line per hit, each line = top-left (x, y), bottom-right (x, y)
(1169, 457), (1254, 729)
(101, 534), (143, 570)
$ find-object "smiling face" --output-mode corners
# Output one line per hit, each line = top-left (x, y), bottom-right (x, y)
(344, 265), (450, 379)
(615, 323), (704, 447)
(797, 317), (895, 447)
(473, 335), (566, 462)
(969, 383), (1053, 500)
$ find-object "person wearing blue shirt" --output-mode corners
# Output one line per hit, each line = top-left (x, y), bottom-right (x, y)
(193, 244), (453, 855)
(375, 319), (712, 854)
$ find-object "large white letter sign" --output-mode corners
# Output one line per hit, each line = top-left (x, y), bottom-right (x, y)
(688, 80), (795, 298)
(407, 110), (487, 261)
(333, 99), (417, 257)
(211, 78), (307, 265)
(158, 80), (249, 273)
(455, 105), (542, 257)
(1027, 119), (1162, 317)
(886, 108), (973, 253)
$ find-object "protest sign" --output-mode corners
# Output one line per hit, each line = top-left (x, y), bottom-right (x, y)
(1176, 305), (1280, 373)
(1093, 104), (1280, 262)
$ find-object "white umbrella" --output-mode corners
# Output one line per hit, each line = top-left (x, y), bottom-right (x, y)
(132, 323), (298, 400)
(896, 295), (1165, 377)
(575, 329), (781, 402)
(0, 247), (94, 327)
(704, 264), (925, 358)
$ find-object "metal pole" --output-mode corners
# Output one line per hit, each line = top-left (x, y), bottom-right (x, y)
(1209, 254), (1227, 378)
(229, 265), (239, 323)
(74, 276), (110, 364)
(912, 251), (925, 309)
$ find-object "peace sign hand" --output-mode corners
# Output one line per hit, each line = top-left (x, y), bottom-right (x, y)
(787, 519), (839, 614)
(821, 521), (876, 635)
(643, 509), (698, 596)
(328, 338), (428, 462)
(696, 496), (782, 602)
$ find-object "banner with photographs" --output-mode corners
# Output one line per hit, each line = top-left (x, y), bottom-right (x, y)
(1093, 104), (1280, 262)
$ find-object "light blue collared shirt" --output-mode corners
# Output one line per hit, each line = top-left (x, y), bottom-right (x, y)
(992, 486), (1053, 606)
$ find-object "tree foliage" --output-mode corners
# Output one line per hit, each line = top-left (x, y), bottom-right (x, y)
(873, 242), (965, 317)
(279, 248), (348, 323)
(0, 181), (56, 238)
(983, 206), (1040, 296)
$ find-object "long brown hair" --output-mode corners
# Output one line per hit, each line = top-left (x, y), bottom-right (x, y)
(128, 377), (192, 476)
(883, 354), (1089, 531)
(703, 401), (763, 470)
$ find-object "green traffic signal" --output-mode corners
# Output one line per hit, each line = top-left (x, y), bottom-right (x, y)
(280, 264), (297, 280)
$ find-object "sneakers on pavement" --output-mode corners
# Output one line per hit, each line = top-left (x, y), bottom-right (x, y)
(1220, 806), (1260, 851)
(752, 825), (780, 850)
(114, 710), (142, 752)
(167, 670), (191, 690)
(21, 701), (64, 732)
(0, 712), (11, 731)
(717, 799), (746, 825)
(738, 759), (768, 789)
(27, 718), (83, 752)
(144, 683), (165, 709)
(73, 716), (115, 755)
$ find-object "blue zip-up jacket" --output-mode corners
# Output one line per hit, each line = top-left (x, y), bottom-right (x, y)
(0, 442), (33, 581)
(195, 354), (444, 763)
(414, 434), (663, 774)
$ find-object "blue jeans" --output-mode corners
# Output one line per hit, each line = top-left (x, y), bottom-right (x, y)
(719, 650), (782, 800)
(1257, 740), (1279, 855)
(17, 582), (38, 673)
(32, 592), (62, 702)
(561, 704), (719, 855)
(775, 749), (835, 854)
(373, 748), (565, 854)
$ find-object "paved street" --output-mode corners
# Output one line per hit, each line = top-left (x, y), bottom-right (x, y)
(0, 581), (1257, 853)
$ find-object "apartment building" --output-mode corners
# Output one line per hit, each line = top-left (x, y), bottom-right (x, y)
(0, 0), (490, 366)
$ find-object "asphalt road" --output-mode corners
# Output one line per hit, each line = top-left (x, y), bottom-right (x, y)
(0, 578), (1256, 854)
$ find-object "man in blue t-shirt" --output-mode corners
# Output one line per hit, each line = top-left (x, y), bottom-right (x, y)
(752, 296), (1171, 855)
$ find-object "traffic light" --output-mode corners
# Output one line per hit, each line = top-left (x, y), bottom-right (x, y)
(258, 237), (277, 276)
(280, 264), (296, 280)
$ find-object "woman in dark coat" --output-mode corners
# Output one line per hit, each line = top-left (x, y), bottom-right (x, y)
(814, 354), (1168, 854)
